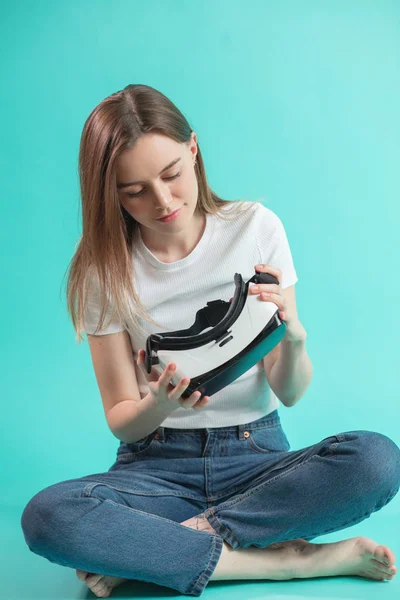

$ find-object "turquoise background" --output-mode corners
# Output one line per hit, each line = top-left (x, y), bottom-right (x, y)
(1, 0), (399, 597)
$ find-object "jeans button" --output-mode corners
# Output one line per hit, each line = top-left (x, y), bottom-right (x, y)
(244, 431), (250, 438)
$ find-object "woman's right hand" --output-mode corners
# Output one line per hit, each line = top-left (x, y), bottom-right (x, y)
(137, 349), (210, 410)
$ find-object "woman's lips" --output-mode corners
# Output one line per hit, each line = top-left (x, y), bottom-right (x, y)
(157, 207), (182, 222)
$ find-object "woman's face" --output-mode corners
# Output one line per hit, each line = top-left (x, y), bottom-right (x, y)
(116, 132), (199, 229)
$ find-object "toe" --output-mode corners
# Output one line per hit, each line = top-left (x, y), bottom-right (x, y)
(374, 545), (395, 567)
(371, 560), (396, 576)
(86, 574), (103, 587)
(76, 569), (89, 581)
(92, 581), (110, 598)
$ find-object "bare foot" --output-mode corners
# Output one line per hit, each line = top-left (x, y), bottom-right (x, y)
(180, 513), (218, 535)
(181, 516), (397, 582)
(76, 569), (128, 598)
(255, 536), (397, 581)
(74, 515), (215, 597)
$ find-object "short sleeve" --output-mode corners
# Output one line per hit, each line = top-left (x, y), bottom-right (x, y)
(83, 268), (126, 336)
(255, 204), (299, 289)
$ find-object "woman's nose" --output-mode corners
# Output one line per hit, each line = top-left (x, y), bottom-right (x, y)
(153, 191), (171, 208)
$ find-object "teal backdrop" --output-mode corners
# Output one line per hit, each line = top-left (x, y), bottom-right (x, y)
(1, 1), (399, 598)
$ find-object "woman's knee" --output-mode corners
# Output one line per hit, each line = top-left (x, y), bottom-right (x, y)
(21, 488), (52, 551)
(20, 481), (82, 552)
(346, 430), (400, 496)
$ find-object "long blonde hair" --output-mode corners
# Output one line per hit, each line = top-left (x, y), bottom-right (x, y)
(64, 84), (255, 343)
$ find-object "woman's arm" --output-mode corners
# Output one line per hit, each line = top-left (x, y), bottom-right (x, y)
(266, 334), (313, 407)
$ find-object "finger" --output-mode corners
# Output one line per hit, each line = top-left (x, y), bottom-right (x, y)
(255, 264), (282, 281)
(136, 350), (146, 373)
(192, 395), (210, 410)
(160, 363), (180, 385)
(180, 390), (203, 409)
(250, 283), (280, 294)
(137, 349), (147, 370)
(260, 292), (285, 310)
(169, 377), (198, 406)
(181, 389), (210, 409)
(167, 372), (209, 408)
(168, 377), (192, 403)
(137, 350), (157, 381)
(138, 350), (173, 382)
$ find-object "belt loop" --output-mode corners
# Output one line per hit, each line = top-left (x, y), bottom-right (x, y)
(238, 423), (246, 440)
(155, 426), (165, 442)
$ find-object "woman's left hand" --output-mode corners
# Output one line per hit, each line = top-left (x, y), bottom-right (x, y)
(249, 264), (305, 341)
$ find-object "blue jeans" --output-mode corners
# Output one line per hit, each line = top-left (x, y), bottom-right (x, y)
(21, 409), (400, 597)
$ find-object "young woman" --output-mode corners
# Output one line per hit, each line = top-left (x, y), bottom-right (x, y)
(21, 84), (400, 598)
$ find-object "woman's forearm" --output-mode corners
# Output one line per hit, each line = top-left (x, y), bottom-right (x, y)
(266, 336), (313, 407)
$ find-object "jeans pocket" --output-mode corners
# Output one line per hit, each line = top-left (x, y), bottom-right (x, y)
(248, 423), (291, 454)
(115, 430), (158, 463)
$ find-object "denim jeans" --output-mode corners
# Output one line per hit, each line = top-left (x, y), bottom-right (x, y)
(21, 409), (400, 597)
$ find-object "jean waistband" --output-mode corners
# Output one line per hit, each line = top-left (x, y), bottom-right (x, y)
(154, 409), (281, 442)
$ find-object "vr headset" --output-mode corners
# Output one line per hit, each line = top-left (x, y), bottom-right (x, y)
(144, 268), (286, 400)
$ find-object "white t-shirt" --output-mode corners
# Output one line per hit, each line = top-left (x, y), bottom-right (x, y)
(83, 201), (299, 428)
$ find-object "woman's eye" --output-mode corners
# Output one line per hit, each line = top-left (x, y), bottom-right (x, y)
(126, 172), (181, 198)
